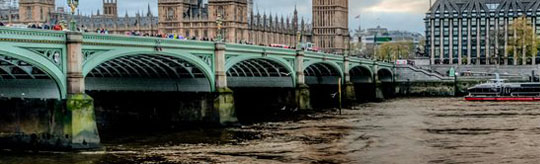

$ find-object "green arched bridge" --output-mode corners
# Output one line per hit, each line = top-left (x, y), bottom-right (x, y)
(0, 27), (395, 150)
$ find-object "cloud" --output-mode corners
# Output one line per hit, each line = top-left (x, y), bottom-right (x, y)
(361, 0), (429, 14)
(348, 0), (429, 33)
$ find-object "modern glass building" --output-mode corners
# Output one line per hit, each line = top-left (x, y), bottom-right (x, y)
(425, 0), (540, 65)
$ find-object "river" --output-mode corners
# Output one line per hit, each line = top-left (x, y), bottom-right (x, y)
(2, 98), (540, 163)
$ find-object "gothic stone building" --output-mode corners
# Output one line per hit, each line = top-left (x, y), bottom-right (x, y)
(158, 0), (311, 47)
(426, 0), (540, 65)
(52, 0), (160, 35)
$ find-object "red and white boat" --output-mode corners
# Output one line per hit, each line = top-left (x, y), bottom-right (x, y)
(465, 74), (540, 101)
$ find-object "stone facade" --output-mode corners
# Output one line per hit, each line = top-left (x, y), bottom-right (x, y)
(312, 0), (350, 53)
(102, 0), (118, 19)
(18, 0), (54, 24)
(157, 0), (311, 47)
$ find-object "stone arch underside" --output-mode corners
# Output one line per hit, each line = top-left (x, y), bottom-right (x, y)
(304, 62), (342, 85)
(378, 68), (393, 83)
(350, 66), (373, 83)
(227, 58), (294, 88)
(86, 54), (211, 92)
(0, 54), (61, 99)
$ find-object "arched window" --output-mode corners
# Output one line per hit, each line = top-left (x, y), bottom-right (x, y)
(26, 6), (32, 20)
(234, 7), (237, 21)
(217, 6), (225, 18)
(239, 8), (243, 22)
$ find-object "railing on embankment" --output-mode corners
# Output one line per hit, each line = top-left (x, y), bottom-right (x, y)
(395, 64), (529, 97)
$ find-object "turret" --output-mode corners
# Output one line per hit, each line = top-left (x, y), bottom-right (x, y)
(301, 17), (305, 31)
(263, 13), (267, 30)
(293, 5), (298, 31)
(286, 16), (290, 32)
(147, 3), (153, 17)
(274, 14), (278, 30)
(103, 0), (118, 18)
(280, 15), (285, 31)
(269, 13), (273, 29)
(250, 9), (254, 28)
(256, 12), (261, 29)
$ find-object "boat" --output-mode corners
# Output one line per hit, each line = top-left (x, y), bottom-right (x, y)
(465, 74), (540, 101)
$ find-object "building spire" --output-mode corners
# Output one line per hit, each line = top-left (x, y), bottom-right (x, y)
(293, 5), (298, 30)
(269, 12), (273, 27)
(281, 15), (285, 29)
(147, 3), (152, 17)
(263, 12), (267, 28)
(301, 17), (304, 28)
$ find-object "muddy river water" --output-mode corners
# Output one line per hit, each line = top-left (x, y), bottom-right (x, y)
(2, 98), (540, 163)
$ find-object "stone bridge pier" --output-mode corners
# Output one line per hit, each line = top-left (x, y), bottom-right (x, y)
(0, 32), (101, 150)
(64, 32), (101, 149)
(213, 42), (238, 125)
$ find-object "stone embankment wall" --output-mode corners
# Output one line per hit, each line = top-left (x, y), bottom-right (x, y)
(430, 65), (540, 76)
(395, 65), (529, 96)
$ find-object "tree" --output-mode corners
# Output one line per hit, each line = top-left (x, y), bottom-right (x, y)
(508, 16), (538, 65)
(416, 38), (426, 57)
(376, 41), (415, 62)
(363, 44), (375, 59)
(488, 26), (505, 65)
(349, 42), (363, 56)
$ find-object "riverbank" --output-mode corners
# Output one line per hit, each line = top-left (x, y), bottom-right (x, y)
(3, 98), (540, 163)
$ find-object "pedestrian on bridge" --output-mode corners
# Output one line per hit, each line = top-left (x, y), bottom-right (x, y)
(52, 24), (62, 31)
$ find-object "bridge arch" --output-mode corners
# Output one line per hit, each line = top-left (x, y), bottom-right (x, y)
(226, 56), (296, 88)
(83, 50), (215, 91)
(303, 61), (344, 77)
(0, 47), (65, 99)
(377, 67), (394, 83)
(303, 61), (344, 85)
(349, 65), (373, 83)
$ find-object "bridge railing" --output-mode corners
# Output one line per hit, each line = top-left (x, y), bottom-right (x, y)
(0, 27), (66, 43)
(225, 43), (296, 56)
(226, 43), (361, 60)
(82, 33), (215, 51)
(225, 42), (395, 68)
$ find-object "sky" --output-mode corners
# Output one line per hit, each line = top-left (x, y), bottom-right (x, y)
(54, 0), (431, 34)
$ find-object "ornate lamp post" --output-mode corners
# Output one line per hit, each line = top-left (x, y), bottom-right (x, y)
(216, 14), (223, 42)
(67, 0), (79, 31)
